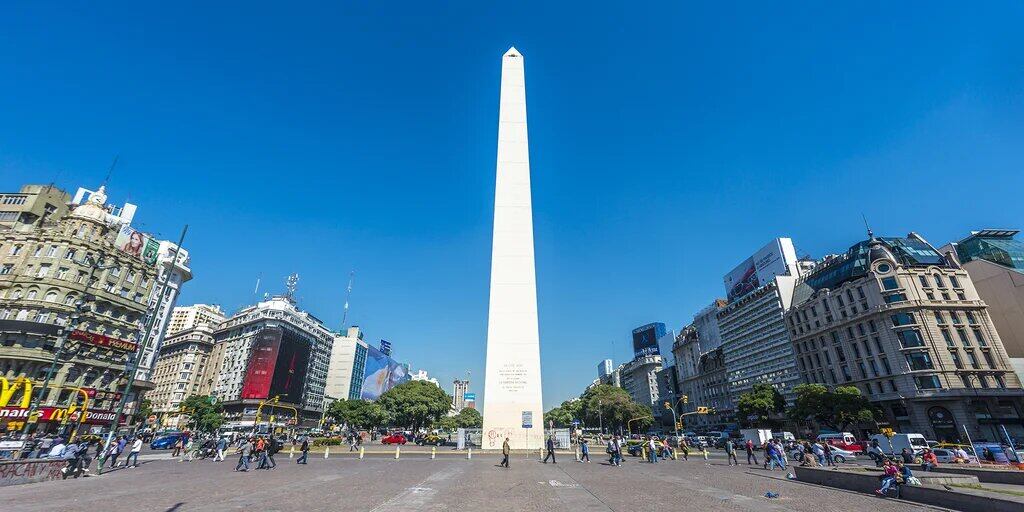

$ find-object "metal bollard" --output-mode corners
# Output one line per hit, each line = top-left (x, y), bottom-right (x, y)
(324, 446), (330, 459)
(702, 448), (708, 461)
(468, 448), (472, 460)
(395, 446), (400, 459)
(431, 447), (436, 460)
(575, 446), (580, 462)
(290, 446), (295, 459)
(359, 446), (364, 460)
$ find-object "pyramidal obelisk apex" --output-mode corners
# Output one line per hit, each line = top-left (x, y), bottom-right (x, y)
(482, 47), (544, 450)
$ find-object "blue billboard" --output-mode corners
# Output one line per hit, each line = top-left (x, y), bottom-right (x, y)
(359, 345), (410, 401)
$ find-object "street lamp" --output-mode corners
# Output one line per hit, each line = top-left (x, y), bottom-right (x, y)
(597, 399), (603, 435)
(20, 252), (112, 438)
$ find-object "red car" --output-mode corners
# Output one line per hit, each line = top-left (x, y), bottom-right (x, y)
(381, 433), (407, 445)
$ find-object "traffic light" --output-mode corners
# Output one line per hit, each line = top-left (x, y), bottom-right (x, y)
(696, 406), (708, 414)
(675, 422), (683, 430)
(709, 407), (717, 415)
(664, 401), (671, 410)
(682, 395), (689, 404)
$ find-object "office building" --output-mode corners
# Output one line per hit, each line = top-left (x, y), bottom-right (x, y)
(940, 230), (1024, 381)
(718, 238), (804, 402)
(325, 326), (364, 402)
(787, 232), (1024, 441)
(620, 354), (663, 415)
(452, 378), (470, 413)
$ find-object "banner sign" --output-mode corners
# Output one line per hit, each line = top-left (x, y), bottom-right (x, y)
(463, 393), (476, 401)
(114, 224), (160, 266)
(81, 387), (123, 402)
(69, 330), (138, 352)
(0, 406), (124, 425)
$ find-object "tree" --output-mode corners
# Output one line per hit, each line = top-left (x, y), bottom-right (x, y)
(435, 416), (459, 432)
(454, 408), (482, 428)
(789, 384), (876, 432)
(578, 385), (651, 433)
(735, 383), (786, 427)
(326, 399), (388, 430)
(180, 395), (224, 434)
(544, 406), (573, 428)
(377, 380), (453, 431)
(131, 398), (153, 427)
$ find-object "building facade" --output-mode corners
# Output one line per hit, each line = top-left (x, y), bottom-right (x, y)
(0, 185), (70, 231)
(211, 295), (333, 428)
(620, 354), (663, 417)
(410, 369), (440, 387)
(941, 230), (1024, 382)
(452, 379), (470, 413)
(0, 184), (175, 433)
(148, 305), (225, 427)
(787, 233), (1024, 442)
(324, 326), (363, 401)
(134, 243), (192, 382)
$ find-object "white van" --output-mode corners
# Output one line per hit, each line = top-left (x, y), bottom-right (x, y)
(773, 431), (795, 442)
(868, 433), (929, 456)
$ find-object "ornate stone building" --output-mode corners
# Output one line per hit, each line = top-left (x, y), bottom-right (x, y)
(149, 304), (226, 428)
(787, 232), (1024, 442)
(0, 184), (178, 433)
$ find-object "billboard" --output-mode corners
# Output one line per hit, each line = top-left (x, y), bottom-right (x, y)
(723, 238), (798, 302)
(241, 327), (310, 404)
(114, 224), (160, 266)
(632, 322), (666, 358)
(359, 345), (411, 401)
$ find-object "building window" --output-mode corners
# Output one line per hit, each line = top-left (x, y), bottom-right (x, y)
(841, 366), (852, 382)
(869, 359), (880, 377)
(972, 328), (987, 347)
(852, 343), (861, 358)
(961, 375), (973, 388)
(934, 311), (945, 325)
(884, 293), (907, 304)
(835, 346), (846, 361)
(875, 337), (885, 354)
(0, 264), (12, 275)
(957, 329), (972, 347)
(914, 375), (942, 390)
(64, 249), (76, 261)
(940, 328), (955, 347)
(950, 351), (963, 369)
(33, 245), (43, 257)
(896, 329), (925, 348)
(881, 357), (892, 375)
(965, 311), (977, 324)
(57, 267), (69, 279)
(982, 351), (996, 369)
(933, 274), (946, 288)
(918, 275), (930, 288)
(995, 375), (1005, 388)
(891, 312), (915, 326)
(950, 275), (961, 288)
(868, 320), (877, 333)
(881, 277), (899, 290)
(888, 380), (898, 392)
(906, 352), (934, 371)
(966, 351), (980, 369)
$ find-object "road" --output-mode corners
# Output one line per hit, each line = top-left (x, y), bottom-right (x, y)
(6, 450), (931, 511)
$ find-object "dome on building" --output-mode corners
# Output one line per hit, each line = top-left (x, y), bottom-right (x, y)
(70, 185), (110, 224)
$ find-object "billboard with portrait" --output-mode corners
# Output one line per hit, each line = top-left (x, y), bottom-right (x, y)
(114, 224), (160, 266)
(241, 327), (310, 404)
(359, 346), (411, 400)
(723, 238), (798, 302)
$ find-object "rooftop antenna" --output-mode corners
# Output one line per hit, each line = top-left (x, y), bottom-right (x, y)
(103, 155), (119, 187)
(285, 273), (299, 300)
(341, 270), (355, 328)
(862, 213), (874, 239)
(253, 275), (261, 296)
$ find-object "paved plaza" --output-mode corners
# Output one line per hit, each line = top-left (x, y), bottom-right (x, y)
(5, 452), (933, 512)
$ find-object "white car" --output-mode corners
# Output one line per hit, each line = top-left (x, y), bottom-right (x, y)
(931, 448), (978, 464)
(792, 446), (858, 463)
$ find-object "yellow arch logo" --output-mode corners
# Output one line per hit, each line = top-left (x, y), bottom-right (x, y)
(0, 377), (33, 408)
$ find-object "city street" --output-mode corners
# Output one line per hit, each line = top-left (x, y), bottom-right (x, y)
(5, 454), (930, 512)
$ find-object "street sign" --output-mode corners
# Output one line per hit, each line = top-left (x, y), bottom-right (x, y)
(463, 393), (476, 401)
(521, 411), (533, 429)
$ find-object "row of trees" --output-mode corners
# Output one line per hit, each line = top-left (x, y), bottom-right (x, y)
(736, 383), (877, 431)
(544, 384), (654, 432)
(327, 380), (481, 431)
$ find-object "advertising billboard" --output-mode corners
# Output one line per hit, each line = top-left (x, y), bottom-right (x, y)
(723, 238), (798, 302)
(359, 346), (411, 401)
(114, 224), (160, 266)
(632, 322), (666, 358)
(241, 327), (310, 404)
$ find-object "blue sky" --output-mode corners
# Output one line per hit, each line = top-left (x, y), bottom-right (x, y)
(2, 2), (1023, 410)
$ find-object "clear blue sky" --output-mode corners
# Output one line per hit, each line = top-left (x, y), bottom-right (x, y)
(2, 2), (1023, 410)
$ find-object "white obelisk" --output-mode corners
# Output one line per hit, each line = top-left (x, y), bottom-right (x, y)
(482, 47), (544, 450)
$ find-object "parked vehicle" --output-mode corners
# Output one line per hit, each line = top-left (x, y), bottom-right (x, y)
(792, 445), (857, 463)
(867, 433), (928, 457)
(381, 433), (407, 445)
(150, 433), (187, 450)
(741, 429), (772, 446)
(416, 434), (444, 446)
(817, 432), (866, 454)
(772, 431), (795, 442)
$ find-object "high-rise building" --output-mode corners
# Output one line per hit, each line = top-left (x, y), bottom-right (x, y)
(787, 232), (1024, 441)
(673, 300), (729, 429)
(148, 304), (226, 427)
(211, 292), (333, 427)
(133, 248), (194, 383)
(482, 47), (544, 450)
(597, 359), (613, 380)
(452, 378), (470, 413)
(620, 354), (663, 415)
(165, 304), (225, 336)
(0, 184), (185, 434)
(940, 230), (1024, 381)
(719, 238), (804, 402)
(325, 326), (363, 401)
(346, 339), (369, 400)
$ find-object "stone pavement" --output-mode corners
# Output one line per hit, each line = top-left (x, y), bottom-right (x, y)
(3, 454), (934, 511)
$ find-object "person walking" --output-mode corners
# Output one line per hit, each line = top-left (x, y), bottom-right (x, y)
(265, 437), (279, 470)
(647, 437), (658, 463)
(500, 437), (510, 468)
(811, 441), (825, 466)
(611, 435), (623, 466)
(235, 438), (252, 472)
(105, 437), (122, 468)
(543, 434), (557, 464)
(296, 437), (309, 465)
(579, 438), (590, 463)
(773, 440), (787, 470)
(125, 436), (143, 468)
(214, 436), (228, 462)
(678, 436), (689, 461)
(172, 436), (183, 459)
(745, 439), (759, 465)
(660, 438), (673, 461)
(725, 439), (739, 466)
(823, 442), (834, 466)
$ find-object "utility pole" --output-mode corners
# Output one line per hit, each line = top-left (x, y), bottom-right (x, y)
(99, 225), (187, 473)
(341, 271), (354, 328)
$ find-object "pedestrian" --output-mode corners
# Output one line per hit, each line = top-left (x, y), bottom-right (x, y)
(811, 441), (825, 466)
(774, 440), (787, 470)
(725, 439), (739, 466)
(647, 437), (658, 463)
(661, 438), (673, 461)
(125, 436), (143, 468)
(920, 448), (938, 472)
(172, 436), (183, 458)
(296, 437), (309, 465)
(215, 436), (228, 462)
(611, 435), (623, 466)
(543, 434), (557, 464)
(500, 437), (510, 468)
(823, 442), (834, 466)
(678, 436), (689, 461)
(745, 439), (759, 465)
(579, 438), (590, 463)
(265, 437), (279, 469)
(183, 435), (194, 462)
(235, 437), (252, 472)
(47, 437), (67, 459)
(106, 437), (122, 468)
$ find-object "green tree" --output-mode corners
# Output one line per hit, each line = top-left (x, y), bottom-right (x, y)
(435, 416), (459, 432)
(180, 395), (225, 434)
(735, 383), (786, 427)
(454, 407), (483, 428)
(789, 384), (876, 432)
(326, 399), (389, 430)
(829, 386), (877, 431)
(578, 385), (651, 433)
(377, 380), (453, 431)
(544, 406), (573, 428)
(131, 398), (153, 427)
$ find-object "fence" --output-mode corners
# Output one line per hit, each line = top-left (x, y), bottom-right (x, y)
(455, 428), (570, 450)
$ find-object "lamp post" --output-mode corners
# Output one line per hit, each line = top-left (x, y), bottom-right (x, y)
(20, 252), (112, 437)
(597, 399), (603, 435)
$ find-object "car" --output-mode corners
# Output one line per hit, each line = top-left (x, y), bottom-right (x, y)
(381, 433), (407, 445)
(791, 445), (857, 463)
(416, 434), (443, 446)
(930, 448), (977, 464)
(817, 432), (866, 454)
(150, 433), (186, 450)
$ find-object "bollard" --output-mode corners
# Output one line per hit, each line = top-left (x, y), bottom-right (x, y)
(395, 446), (400, 459)
(539, 448), (544, 461)
(672, 448), (677, 461)
(575, 445), (580, 462)
(325, 446), (330, 459)
(290, 445), (295, 459)
(359, 446), (364, 460)
(468, 448), (472, 460)
(702, 448), (708, 461)
(431, 447), (436, 460)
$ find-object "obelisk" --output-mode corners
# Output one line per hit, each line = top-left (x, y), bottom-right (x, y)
(482, 47), (544, 450)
